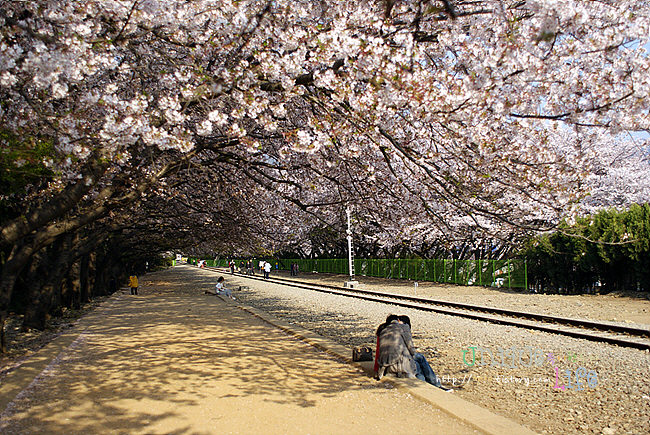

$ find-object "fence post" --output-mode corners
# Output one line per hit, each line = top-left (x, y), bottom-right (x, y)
(524, 259), (528, 291)
(433, 260), (436, 283)
(463, 260), (470, 285)
(445, 259), (448, 283)
(443, 259), (446, 282)
(508, 259), (511, 289)
(492, 261), (495, 287)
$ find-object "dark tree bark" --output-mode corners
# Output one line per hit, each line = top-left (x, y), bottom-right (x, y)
(93, 241), (125, 296)
(0, 157), (108, 247)
(0, 242), (35, 352)
(21, 250), (50, 330)
(68, 259), (82, 310)
(23, 236), (70, 330)
(1, 154), (192, 352)
(80, 254), (91, 303)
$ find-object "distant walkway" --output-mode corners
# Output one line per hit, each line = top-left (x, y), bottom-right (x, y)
(1, 267), (484, 434)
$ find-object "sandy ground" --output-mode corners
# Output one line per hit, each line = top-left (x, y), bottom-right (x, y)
(0, 278), (479, 435)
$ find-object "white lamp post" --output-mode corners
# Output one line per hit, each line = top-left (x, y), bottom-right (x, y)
(344, 206), (359, 289)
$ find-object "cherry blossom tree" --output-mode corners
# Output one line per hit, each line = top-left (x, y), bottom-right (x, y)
(580, 134), (650, 214)
(1, 0), (649, 349)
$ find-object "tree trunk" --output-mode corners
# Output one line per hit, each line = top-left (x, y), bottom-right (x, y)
(94, 244), (124, 296)
(23, 238), (69, 330)
(93, 249), (110, 297)
(0, 157), (107, 246)
(0, 243), (34, 353)
(21, 251), (50, 331)
(80, 254), (90, 303)
(22, 290), (51, 330)
(68, 260), (81, 310)
(87, 252), (97, 299)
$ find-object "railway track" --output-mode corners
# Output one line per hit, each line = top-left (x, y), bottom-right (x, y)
(201, 266), (650, 350)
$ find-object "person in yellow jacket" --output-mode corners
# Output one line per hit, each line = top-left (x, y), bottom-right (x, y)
(129, 275), (139, 295)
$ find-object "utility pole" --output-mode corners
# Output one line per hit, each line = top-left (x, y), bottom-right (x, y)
(344, 206), (359, 288)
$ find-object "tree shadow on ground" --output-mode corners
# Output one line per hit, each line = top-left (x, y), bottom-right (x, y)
(0, 278), (391, 434)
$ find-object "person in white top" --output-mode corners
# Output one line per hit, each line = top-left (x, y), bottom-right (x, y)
(263, 261), (271, 279)
(206, 276), (234, 299)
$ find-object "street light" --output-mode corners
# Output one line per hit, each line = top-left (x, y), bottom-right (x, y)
(344, 206), (359, 289)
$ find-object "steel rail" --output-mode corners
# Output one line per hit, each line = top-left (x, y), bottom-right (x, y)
(202, 266), (650, 350)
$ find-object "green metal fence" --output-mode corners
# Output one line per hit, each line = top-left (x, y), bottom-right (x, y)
(283, 258), (527, 289)
(185, 258), (228, 267)
(186, 257), (527, 289)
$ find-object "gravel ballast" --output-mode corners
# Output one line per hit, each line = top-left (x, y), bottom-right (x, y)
(206, 269), (650, 435)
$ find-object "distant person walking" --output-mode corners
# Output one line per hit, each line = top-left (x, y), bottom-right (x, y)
(263, 261), (271, 279)
(129, 274), (139, 295)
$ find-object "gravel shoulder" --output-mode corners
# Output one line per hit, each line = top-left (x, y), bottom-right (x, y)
(217, 268), (650, 435)
(273, 270), (650, 327)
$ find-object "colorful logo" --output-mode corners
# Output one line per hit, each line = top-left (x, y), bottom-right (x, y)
(460, 346), (598, 390)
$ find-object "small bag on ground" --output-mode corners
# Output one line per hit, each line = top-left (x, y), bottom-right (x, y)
(352, 346), (374, 362)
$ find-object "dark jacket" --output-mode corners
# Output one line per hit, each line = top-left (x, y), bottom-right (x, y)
(377, 320), (417, 377)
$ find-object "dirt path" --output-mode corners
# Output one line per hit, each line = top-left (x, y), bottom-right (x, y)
(0, 271), (479, 435)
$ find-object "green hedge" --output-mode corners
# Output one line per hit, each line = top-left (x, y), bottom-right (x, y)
(524, 203), (650, 293)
